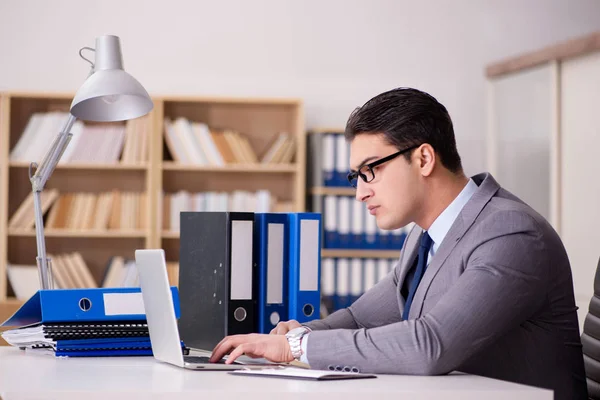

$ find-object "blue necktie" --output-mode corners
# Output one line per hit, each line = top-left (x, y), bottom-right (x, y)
(402, 232), (433, 320)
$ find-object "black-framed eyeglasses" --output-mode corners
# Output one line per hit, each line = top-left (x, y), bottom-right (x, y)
(347, 144), (420, 188)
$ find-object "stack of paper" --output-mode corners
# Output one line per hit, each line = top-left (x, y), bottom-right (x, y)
(1, 321), (153, 357)
(1, 287), (181, 357)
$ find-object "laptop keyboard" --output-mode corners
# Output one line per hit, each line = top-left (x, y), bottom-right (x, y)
(184, 355), (241, 365)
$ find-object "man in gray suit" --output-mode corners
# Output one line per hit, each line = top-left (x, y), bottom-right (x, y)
(210, 88), (587, 399)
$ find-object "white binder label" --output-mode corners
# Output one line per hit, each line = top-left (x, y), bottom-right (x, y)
(299, 220), (319, 291)
(267, 223), (284, 304)
(103, 292), (146, 316)
(231, 220), (253, 300)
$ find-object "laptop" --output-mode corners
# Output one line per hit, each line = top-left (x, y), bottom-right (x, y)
(135, 248), (250, 370)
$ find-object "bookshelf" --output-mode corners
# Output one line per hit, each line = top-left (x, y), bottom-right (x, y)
(155, 95), (305, 266)
(0, 92), (306, 325)
(306, 128), (403, 258)
(306, 129), (403, 316)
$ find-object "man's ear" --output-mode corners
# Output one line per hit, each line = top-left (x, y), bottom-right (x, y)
(416, 144), (436, 177)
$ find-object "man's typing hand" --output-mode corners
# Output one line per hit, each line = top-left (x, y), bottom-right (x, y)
(209, 334), (294, 364)
(269, 320), (302, 335)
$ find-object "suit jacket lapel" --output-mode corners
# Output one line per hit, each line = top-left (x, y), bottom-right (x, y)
(409, 173), (502, 319)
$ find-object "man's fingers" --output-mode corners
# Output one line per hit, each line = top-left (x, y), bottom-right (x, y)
(209, 342), (230, 363)
(210, 335), (243, 362)
(226, 343), (255, 364)
(210, 338), (229, 362)
(271, 322), (290, 335)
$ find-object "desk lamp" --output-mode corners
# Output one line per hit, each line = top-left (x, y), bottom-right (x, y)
(29, 35), (153, 289)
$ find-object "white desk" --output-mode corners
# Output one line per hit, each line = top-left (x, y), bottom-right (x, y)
(0, 347), (552, 400)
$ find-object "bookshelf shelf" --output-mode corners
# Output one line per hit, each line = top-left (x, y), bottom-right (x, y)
(8, 162), (149, 171)
(162, 162), (297, 173)
(161, 231), (179, 239)
(7, 229), (147, 239)
(311, 186), (355, 196)
(321, 249), (401, 259)
(157, 95), (305, 258)
(1, 297), (22, 305)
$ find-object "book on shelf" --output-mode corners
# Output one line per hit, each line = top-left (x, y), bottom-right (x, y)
(6, 251), (171, 299)
(320, 257), (398, 315)
(6, 265), (40, 301)
(101, 257), (178, 289)
(260, 132), (296, 164)
(9, 112), (149, 165)
(308, 130), (348, 187)
(8, 189), (59, 230)
(100, 256), (139, 288)
(50, 252), (97, 289)
(8, 190), (147, 232)
(318, 194), (412, 250)
(163, 117), (295, 166)
(6, 252), (98, 300)
(161, 190), (276, 232)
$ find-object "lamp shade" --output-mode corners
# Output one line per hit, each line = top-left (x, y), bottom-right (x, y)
(70, 70), (153, 122)
(70, 35), (153, 122)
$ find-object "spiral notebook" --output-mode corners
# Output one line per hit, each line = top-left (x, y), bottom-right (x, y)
(230, 367), (377, 380)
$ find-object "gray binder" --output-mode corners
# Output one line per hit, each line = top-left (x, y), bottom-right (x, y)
(178, 211), (257, 350)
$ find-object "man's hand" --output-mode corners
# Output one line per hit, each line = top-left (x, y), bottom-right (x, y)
(269, 320), (302, 335)
(209, 333), (295, 364)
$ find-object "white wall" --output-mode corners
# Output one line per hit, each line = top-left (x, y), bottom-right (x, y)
(560, 51), (600, 330)
(1, 0), (600, 175)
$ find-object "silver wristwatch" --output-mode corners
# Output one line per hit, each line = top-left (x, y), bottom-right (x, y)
(285, 326), (311, 360)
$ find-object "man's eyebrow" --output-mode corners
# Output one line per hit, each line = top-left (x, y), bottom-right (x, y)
(351, 156), (379, 171)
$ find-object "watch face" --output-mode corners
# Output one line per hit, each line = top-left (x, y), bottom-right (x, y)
(287, 326), (308, 338)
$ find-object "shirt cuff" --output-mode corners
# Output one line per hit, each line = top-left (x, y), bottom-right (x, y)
(299, 332), (310, 366)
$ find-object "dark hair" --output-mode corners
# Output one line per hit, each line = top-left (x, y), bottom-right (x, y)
(345, 87), (463, 173)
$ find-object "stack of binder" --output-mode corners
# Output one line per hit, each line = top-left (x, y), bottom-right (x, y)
(1, 287), (181, 357)
(178, 211), (323, 350)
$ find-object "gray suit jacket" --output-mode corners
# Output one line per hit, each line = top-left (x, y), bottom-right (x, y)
(305, 173), (587, 400)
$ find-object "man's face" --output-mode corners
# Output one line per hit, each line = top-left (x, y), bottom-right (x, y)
(349, 133), (420, 230)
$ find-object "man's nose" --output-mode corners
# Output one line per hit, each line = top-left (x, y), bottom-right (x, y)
(355, 179), (372, 202)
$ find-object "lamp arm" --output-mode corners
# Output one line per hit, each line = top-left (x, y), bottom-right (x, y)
(30, 114), (77, 190)
(29, 114), (77, 290)
(29, 66), (94, 290)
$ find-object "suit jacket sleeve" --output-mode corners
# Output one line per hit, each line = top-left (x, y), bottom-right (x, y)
(305, 212), (550, 374)
(304, 269), (403, 331)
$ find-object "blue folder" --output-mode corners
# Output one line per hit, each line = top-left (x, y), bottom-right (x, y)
(254, 213), (289, 333)
(55, 348), (154, 357)
(57, 337), (152, 350)
(287, 213), (322, 323)
(30, 336), (186, 358)
(1, 287), (181, 327)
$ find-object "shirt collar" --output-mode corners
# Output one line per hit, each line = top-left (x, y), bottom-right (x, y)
(427, 179), (478, 253)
